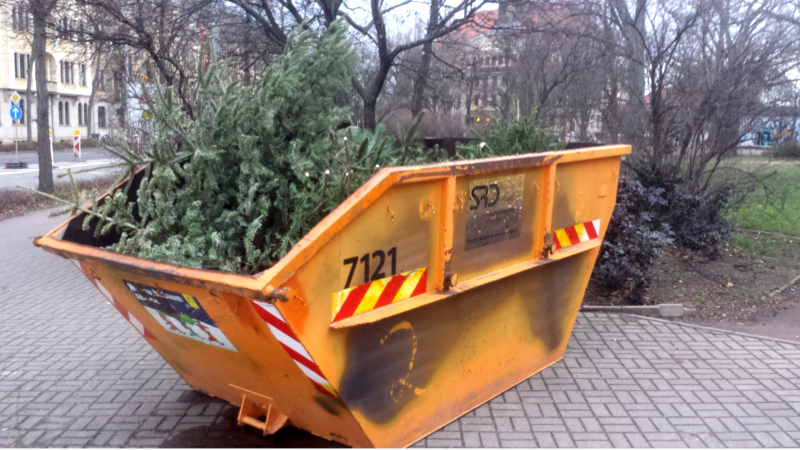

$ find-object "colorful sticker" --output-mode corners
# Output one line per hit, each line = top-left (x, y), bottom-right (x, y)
(124, 280), (237, 351)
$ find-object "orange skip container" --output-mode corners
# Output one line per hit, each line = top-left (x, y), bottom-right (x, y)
(35, 144), (630, 447)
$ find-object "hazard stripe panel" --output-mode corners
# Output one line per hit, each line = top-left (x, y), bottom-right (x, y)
(250, 300), (338, 398)
(553, 219), (601, 251)
(71, 259), (157, 340)
(331, 267), (427, 323)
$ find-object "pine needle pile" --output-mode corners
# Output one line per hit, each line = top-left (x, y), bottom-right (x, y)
(33, 24), (560, 275)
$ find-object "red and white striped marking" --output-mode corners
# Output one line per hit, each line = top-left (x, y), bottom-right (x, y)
(332, 267), (427, 323)
(71, 259), (156, 340)
(250, 300), (337, 397)
(553, 219), (601, 250)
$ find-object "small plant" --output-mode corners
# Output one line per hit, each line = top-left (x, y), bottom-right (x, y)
(456, 114), (564, 158)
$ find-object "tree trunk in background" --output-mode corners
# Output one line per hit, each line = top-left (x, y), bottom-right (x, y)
(32, 0), (55, 193)
(411, 0), (439, 117)
(363, 97), (377, 131)
(26, 58), (34, 142)
(609, 0), (646, 143)
(88, 44), (103, 136)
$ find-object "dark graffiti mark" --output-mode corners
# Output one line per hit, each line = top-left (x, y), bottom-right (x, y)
(314, 394), (344, 416)
(469, 183), (500, 210)
(337, 251), (592, 423)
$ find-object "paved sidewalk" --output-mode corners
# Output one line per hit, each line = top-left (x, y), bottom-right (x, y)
(1, 209), (800, 448)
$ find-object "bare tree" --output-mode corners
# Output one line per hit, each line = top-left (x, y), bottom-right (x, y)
(411, 0), (439, 117)
(66, 0), (214, 118)
(30, 0), (58, 193)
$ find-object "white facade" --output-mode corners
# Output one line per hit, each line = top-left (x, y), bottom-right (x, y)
(0, 5), (113, 144)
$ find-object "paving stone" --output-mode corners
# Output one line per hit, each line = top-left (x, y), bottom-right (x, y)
(479, 432), (499, 447)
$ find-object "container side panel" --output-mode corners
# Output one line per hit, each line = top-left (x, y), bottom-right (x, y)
(76, 261), (371, 447)
(336, 248), (599, 447)
(283, 164), (607, 446)
(551, 157), (621, 235)
(450, 168), (545, 283)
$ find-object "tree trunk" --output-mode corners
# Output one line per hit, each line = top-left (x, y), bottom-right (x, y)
(26, 58), (34, 142)
(88, 44), (103, 136)
(32, 1), (53, 193)
(363, 97), (377, 131)
(411, 0), (439, 117)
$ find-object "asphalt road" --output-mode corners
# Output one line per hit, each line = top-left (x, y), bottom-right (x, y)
(0, 148), (120, 189)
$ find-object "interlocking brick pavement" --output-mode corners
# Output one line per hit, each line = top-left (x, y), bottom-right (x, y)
(2, 209), (799, 447)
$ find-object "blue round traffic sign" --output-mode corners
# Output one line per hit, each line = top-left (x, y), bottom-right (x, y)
(10, 105), (22, 121)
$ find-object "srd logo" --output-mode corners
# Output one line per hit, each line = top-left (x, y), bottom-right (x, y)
(470, 183), (500, 210)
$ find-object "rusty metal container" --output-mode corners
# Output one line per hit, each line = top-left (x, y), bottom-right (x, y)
(35, 144), (630, 447)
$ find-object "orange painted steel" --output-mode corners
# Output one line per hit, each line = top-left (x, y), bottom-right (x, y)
(34, 144), (631, 447)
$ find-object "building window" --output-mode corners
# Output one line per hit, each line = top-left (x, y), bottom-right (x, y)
(60, 61), (74, 84)
(98, 106), (106, 128)
(114, 72), (125, 92)
(59, 102), (64, 125)
(84, 104), (89, 126)
(12, 6), (30, 32)
(116, 107), (126, 128)
(78, 102), (83, 125)
(14, 53), (30, 79)
(65, 102), (70, 125)
(79, 64), (86, 86)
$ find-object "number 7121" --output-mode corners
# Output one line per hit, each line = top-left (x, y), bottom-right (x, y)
(343, 247), (397, 289)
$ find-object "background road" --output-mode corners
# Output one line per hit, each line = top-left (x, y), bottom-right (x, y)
(0, 148), (120, 189)
(1, 208), (799, 447)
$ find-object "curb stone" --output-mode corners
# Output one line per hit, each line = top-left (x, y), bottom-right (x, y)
(615, 312), (800, 346)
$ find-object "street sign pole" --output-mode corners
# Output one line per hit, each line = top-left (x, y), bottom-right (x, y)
(4, 102), (28, 169)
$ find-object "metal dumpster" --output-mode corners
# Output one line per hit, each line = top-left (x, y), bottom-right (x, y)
(34, 144), (630, 447)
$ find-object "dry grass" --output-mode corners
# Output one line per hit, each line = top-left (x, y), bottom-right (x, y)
(0, 174), (121, 221)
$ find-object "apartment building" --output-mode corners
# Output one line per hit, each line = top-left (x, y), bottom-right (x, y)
(0, 3), (114, 144)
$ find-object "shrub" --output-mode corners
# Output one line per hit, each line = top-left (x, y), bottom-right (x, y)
(591, 178), (674, 303)
(591, 176), (732, 302)
(656, 183), (732, 254)
(771, 140), (800, 158)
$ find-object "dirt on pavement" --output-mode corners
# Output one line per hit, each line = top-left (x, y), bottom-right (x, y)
(586, 230), (800, 342)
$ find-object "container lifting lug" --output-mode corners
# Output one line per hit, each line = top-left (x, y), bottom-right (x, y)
(543, 232), (556, 258)
(443, 272), (458, 291)
(261, 285), (297, 303)
(237, 395), (288, 436)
